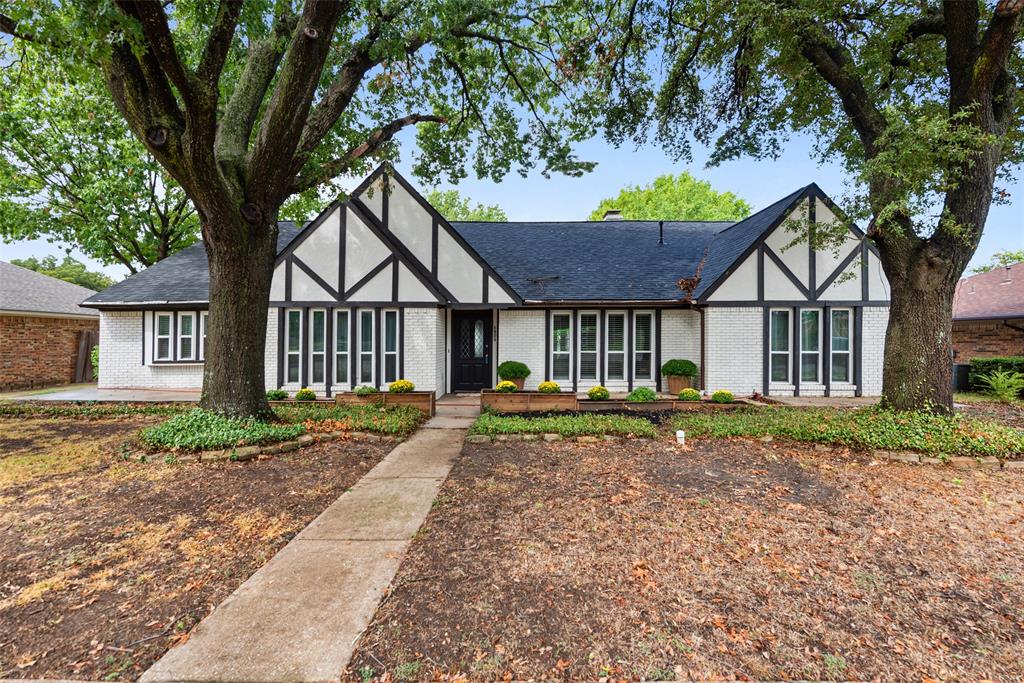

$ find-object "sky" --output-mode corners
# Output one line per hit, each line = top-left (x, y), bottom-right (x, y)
(1, 128), (1020, 281)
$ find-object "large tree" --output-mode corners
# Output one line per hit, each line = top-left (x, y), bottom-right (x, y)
(0, 1), (599, 417)
(425, 189), (508, 221)
(0, 46), (198, 273)
(588, 172), (750, 220)
(10, 256), (116, 291)
(972, 248), (1024, 272)
(600, 0), (1024, 412)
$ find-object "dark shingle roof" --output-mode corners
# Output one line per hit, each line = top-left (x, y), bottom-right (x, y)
(0, 261), (99, 317)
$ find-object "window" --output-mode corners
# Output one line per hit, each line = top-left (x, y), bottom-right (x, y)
(199, 312), (208, 360)
(383, 310), (398, 384)
(606, 312), (625, 380)
(578, 313), (598, 380)
(769, 309), (791, 383)
(634, 312), (653, 379)
(310, 309), (326, 384)
(286, 309), (301, 383)
(178, 312), (195, 360)
(551, 313), (571, 381)
(359, 310), (374, 384)
(155, 313), (172, 361)
(831, 309), (852, 383)
(800, 310), (821, 383)
(335, 310), (349, 385)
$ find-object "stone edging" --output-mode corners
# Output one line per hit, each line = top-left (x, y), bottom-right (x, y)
(466, 433), (630, 444)
(132, 430), (399, 464)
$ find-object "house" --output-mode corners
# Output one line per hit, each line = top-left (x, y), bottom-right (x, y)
(82, 166), (890, 398)
(0, 260), (100, 391)
(952, 262), (1024, 363)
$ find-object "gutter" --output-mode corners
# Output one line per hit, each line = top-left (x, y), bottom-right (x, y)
(79, 300), (209, 311)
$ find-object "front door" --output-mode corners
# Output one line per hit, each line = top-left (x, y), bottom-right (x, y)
(452, 310), (492, 391)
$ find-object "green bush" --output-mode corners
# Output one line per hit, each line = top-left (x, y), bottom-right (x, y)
(977, 370), (1024, 403)
(538, 381), (561, 393)
(495, 380), (518, 393)
(673, 406), (1024, 457)
(588, 385), (610, 401)
(294, 387), (317, 401)
(497, 361), (531, 380)
(265, 389), (288, 401)
(969, 357), (1024, 391)
(470, 413), (657, 438)
(90, 345), (99, 381)
(140, 409), (305, 452)
(274, 403), (424, 436)
(678, 388), (701, 401)
(626, 387), (657, 402)
(354, 385), (378, 397)
(711, 390), (734, 404)
(661, 359), (698, 377)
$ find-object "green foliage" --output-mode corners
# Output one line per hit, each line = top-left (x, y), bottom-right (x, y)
(538, 381), (561, 393)
(678, 388), (701, 401)
(626, 387), (658, 402)
(710, 390), (734, 404)
(0, 402), (187, 419)
(495, 380), (518, 393)
(388, 379), (415, 393)
(274, 404), (424, 437)
(425, 189), (507, 222)
(673, 407), (1024, 457)
(972, 250), (1024, 273)
(265, 389), (288, 401)
(294, 388), (317, 402)
(587, 385), (610, 400)
(90, 345), (100, 381)
(969, 357), (1024, 390)
(497, 361), (531, 380)
(977, 370), (1024, 404)
(661, 359), (698, 377)
(355, 385), (379, 397)
(11, 256), (114, 291)
(139, 409), (304, 452)
(589, 173), (750, 221)
(470, 413), (657, 438)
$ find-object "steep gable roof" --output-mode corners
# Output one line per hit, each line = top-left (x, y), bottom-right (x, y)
(0, 261), (99, 317)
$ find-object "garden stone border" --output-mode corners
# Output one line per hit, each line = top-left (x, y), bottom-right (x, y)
(466, 433), (630, 444)
(132, 430), (400, 464)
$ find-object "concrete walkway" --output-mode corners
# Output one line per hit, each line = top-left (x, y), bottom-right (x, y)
(141, 401), (478, 683)
(1, 385), (201, 402)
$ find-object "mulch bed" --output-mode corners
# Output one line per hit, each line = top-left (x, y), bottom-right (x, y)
(958, 400), (1024, 430)
(347, 438), (1024, 681)
(0, 415), (391, 681)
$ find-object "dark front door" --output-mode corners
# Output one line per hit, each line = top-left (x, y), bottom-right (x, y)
(452, 310), (492, 391)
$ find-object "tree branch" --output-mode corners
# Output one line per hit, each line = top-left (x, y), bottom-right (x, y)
(197, 0), (244, 99)
(971, 0), (1024, 101)
(115, 1), (196, 109)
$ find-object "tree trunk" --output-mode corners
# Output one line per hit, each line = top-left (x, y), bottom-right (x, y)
(199, 211), (279, 419)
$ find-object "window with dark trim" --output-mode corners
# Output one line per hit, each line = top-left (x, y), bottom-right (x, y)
(155, 313), (172, 361)
(769, 309), (791, 383)
(335, 310), (349, 385)
(578, 312), (598, 380)
(383, 309), (399, 384)
(178, 312), (195, 360)
(551, 312), (571, 381)
(633, 312), (654, 379)
(606, 312), (625, 380)
(286, 309), (301, 383)
(800, 309), (821, 383)
(830, 309), (852, 382)
(310, 309), (326, 384)
(359, 310), (374, 384)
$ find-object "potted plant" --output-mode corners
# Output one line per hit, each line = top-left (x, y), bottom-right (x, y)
(661, 359), (699, 395)
(537, 381), (561, 393)
(587, 385), (610, 401)
(497, 361), (531, 390)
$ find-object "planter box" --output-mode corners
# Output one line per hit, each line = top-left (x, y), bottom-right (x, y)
(665, 375), (695, 395)
(335, 391), (435, 416)
(481, 390), (577, 413)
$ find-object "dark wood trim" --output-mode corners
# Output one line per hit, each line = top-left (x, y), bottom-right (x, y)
(343, 256), (393, 300)
(627, 309), (634, 392)
(482, 271), (489, 304)
(285, 257), (293, 300)
(171, 311), (178, 361)
(339, 208), (347, 297)
(704, 300), (889, 308)
(292, 256), (339, 300)
(381, 175), (389, 231)
(699, 307), (706, 391)
(757, 245), (765, 302)
(391, 259), (399, 303)
(571, 308), (578, 392)
(792, 306), (800, 396)
(277, 308), (284, 388)
(764, 246), (812, 299)
(431, 218), (439, 277)
(399, 307), (405, 380)
(141, 311), (146, 365)
(599, 310), (606, 385)
(860, 241), (870, 301)
(762, 308), (770, 395)
(544, 309), (551, 380)
(808, 196), (816, 295)
(271, 300), (441, 308)
(654, 309), (662, 392)
(854, 306), (864, 396)
(300, 307), (309, 388)
(492, 310), (499, 387)
(374, 307), (382, 389)
(325, 307), (333, 397)
(814, 245), (862, 299)
(350, 309), (358, 387)
(823, 305), (831, 397)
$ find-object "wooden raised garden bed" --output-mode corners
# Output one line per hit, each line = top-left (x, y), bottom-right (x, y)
(335, 391), (436, 416)
(481, 390), (578, 413)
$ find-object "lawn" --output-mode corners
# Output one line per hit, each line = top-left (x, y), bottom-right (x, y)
(347, 438), (1024, 681)
(0, 409), (394, 680)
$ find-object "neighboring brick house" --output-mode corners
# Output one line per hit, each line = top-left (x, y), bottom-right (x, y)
(952, 262), (1024, 362)
(0, 261), (100, 391)
(83, 165), (891, 398)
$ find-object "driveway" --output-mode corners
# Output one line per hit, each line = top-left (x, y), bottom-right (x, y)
(1, 384), (200, 402)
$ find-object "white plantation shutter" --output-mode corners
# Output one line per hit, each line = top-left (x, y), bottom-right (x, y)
(579, 313), (598, 380)
(606, 313), (625, 380)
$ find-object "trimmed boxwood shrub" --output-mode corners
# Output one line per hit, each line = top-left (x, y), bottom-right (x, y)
(661, 359), (698, 377)
(588, 385), (610, 400)
(495, 380), (518, 393)
(294, 387), (317, 401)
(354, 385), (378, 396)
(389, 379), (415, 393)
(538, 381), (561, 393)
(140, 409), (305, 452)
(266, 389), (288, 401)
(678, 388), (701, 401)
(969, 357), (1024, 391)
(711, 389), (734, 404)
(497, 361), (531, 380)
(626, 387), (657, 402)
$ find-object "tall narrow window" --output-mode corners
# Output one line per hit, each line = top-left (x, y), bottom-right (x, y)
(551, 313), (571, 381)
(831, 309), (852, 383)
(286, 309), (301, 383)
(634, 312), (653, 379)
(178, 313), (195, 360)
(800, 310), (820, 383)
(383, 310), (398, 383)
(579, 313), (598, 380)
(769, 310), (790, 382)
(310, 309), (326, 383)
(335, 310), (349, 385)
(359, 310), (374, 384)
(155, 313), (172, 361)
(199, 312), (208, 360)
(606, 313), (625, 380)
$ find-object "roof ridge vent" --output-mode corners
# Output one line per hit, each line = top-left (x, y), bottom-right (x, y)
(602, 209), (623, 221)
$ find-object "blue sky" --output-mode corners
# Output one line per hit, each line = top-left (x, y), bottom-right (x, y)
(2, 129), (1020, 280)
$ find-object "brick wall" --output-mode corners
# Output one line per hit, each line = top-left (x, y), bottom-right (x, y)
(0, 314), (99, 391)
(99, 311), (204, 389)
(661, 309), (701, 386)
(860, 307), (888, 396)
(402, 307), (444, 394)
(953, 318), (1024, 361)
(497, 309), (546, 390)
(703, 307), (763, 395)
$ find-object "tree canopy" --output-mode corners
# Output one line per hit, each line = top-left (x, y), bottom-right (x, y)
(425, 189), (507, 222)
(10, 256), (115, 291)
(972, 249), (1024, 273)
(588, 172), (750, 221)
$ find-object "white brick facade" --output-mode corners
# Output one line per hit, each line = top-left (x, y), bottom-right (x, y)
(497, 309), (546, 390)
(661, 309), (701, 382)
(402, 307), (444, 393)
(99, 311), (204, 389)
(703, 307), (764, 395)
(861, 306), (888, 396)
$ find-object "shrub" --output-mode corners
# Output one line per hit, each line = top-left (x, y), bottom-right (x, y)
(626, 387), (657, 402)
(538, 381), (561, 393)
(711, 390), (733, 404)
(354, 385), (378, 397)
(661, 359), (698, 377)
(389, 379), (415, 393)
(140, 409), (305, 452)
(497, 361), (531, 380)
(470, 413), (657, 438)
(90, 345), (99, 381)
(265, 389), (288, 401)
(678, 388), (701, 401)
(977, 370), (1024, 403)
(495, 380), (518, 393)
(588, 385), (610, 401)
(969, 356), (1024, 390)
(294, 387), (317, 401)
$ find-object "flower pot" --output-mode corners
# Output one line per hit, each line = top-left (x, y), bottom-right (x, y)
(510, 377), (525, 390)
(666, 375), (692, 394)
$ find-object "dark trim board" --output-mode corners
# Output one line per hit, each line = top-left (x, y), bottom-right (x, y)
(292, 256), (339, 300)
(764, 246), (811, 300)
(270, 300), (441, 308)
(277, 308), (284, 387)
(762, 308), (770, 395)
(344, 255), (394, 301)
(792, 305), (800, 397)
(654, 309), (662, 392)
(627, 309), (634, 392)
(571, 308), (578, 392)
(708, 300), (890, 308)
(399, 308), (405, 379)
(822, 305), (831, 397)
(325, 307), (333, 397)
(544, 309), (551, 381)
(815, 245), (863, 299)
(854, 307), (864, 396)
(301, 307), (309, 388)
